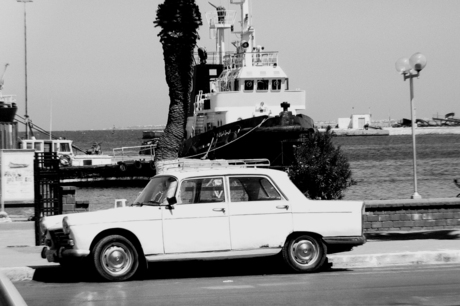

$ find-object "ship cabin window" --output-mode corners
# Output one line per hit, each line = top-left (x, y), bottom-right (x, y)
(286, 79), (289, 90)
(44, 143), (52, 153)
(234, 79), (239, 91)
(272, 79), (282, 91)
(34, 142), (42, 151)
(244, 80), (254, 91)
(59, 142), (71, 153)
(257, 80), (269, 91)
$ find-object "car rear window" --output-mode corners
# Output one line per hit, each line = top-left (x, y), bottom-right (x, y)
(229, 177), (281, 202)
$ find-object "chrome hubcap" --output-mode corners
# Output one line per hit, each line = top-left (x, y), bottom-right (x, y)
(102, 245), (132, 276)
(291, 239), (319, 266)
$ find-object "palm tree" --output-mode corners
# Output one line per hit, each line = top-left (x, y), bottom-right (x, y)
(154, 0), (202, 163)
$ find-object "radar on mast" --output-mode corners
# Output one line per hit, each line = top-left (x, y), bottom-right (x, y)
(208, 2), (226, 23)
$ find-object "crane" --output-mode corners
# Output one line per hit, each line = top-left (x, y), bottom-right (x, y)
(0, 63), (9, 92)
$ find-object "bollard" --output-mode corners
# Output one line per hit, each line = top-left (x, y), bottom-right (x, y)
(114, 199), (127, 208)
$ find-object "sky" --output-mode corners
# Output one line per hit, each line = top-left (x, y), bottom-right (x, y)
(1, 0), (460, 131)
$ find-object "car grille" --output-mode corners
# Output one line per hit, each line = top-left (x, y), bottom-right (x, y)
(49, 230), (70, 248)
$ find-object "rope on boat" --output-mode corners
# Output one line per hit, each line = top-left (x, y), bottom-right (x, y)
(184, 117), (269, 159)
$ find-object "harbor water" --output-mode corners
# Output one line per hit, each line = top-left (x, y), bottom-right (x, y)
(9, 130), (460, 216)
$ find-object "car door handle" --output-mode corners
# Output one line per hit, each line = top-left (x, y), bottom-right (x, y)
(213, 208), (226, 213)
(276, 205), (289, 210)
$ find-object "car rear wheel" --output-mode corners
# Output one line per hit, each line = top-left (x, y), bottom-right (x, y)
(93, 235), (139, 282)
(282, 234), (326, 273)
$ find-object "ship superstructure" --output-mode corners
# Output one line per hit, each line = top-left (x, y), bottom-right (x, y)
(180, 0), (315, 166)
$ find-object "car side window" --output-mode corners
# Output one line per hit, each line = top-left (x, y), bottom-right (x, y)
(229, 177), (282, 202)
(179, 178), (225, 204)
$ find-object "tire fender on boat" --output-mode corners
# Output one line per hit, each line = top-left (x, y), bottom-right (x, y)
(134, 160), (142, 170)
(119, 163), (127, 172)
(149, 160), (155, 170)
(59, 155), (72, 167)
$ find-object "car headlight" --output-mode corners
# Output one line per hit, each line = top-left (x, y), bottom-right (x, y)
(39, 219), (48, 236)
(62, 216), (70, 234)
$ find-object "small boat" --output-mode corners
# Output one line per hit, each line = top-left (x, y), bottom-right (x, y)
(179, 0), (315, 167)
(8, 162), (29, 169)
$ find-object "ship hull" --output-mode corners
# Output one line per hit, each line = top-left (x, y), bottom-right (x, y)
(180, 113), (315, 167)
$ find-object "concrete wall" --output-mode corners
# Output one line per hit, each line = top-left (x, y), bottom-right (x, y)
(364, 198), (460, 232)
(61, 186), (89, 214)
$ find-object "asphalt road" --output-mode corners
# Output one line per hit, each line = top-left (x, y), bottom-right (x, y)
(12, 263), (460, 306)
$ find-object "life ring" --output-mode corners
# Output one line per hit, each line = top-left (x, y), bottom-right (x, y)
(134, 160), (142, 170)
(59, 155), (71, 166)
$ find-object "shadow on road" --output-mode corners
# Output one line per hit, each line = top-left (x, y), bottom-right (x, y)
(365, 230), (460, 241)
(31, 255), (343, 283)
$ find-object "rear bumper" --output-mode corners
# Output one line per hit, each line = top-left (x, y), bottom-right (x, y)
(322, 235), (366, 254)
(323, 235), (366, 247)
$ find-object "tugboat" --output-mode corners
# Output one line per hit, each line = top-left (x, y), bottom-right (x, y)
(179, 0), (315, 166)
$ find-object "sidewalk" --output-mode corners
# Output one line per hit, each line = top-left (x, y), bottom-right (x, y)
(1, 220), (460, 282)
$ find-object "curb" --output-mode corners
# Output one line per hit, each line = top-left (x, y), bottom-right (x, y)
(329, 250), (460, 269)
(3, 251), (460, 282)
(1, 268), (36, 282)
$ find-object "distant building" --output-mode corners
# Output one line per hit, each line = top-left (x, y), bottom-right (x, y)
(338, 114), (371, 129)
(337, 118), (351, 129)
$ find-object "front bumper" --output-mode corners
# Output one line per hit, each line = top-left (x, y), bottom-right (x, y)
(41, 246), (90, 263)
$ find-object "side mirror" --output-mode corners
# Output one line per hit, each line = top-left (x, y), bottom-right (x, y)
(166, 196), (177, 209)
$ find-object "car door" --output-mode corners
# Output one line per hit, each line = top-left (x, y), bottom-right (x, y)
(163, 177), (231, 253)
(228, 175), (293, 250)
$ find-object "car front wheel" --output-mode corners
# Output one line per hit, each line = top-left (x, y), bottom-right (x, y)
(282, 234), (326, 273)
(93, 235), (139, 282)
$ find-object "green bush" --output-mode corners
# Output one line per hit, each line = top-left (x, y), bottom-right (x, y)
(287, 126), (356, 200)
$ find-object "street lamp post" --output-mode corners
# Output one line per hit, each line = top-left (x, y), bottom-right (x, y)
(17, 0), (33, 139)
(395, 52), (427, 199)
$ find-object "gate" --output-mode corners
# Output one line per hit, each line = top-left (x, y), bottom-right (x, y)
(34, 152), (62, 245)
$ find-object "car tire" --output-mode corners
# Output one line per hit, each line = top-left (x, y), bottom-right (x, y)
(282, 234), (326, 273)
(92, 235), (139, 282)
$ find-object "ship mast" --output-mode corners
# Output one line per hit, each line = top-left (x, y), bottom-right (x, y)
(208, 2), (234, 65)
(206, 0), (256, 66)
(230, 0), (255, 67)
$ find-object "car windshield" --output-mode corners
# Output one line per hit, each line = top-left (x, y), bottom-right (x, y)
(133, 176), (178, 206)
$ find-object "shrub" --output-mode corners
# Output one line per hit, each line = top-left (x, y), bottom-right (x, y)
(287, 126), (355, 200)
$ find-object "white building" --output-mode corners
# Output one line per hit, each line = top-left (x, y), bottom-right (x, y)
(338, 114), (371, 129)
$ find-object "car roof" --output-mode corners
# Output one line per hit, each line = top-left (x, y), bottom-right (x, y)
(157, 167), (286, 181)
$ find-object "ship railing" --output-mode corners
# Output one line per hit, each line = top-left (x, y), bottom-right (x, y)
(222, 52), (279, 68)
(0, 95), (17, 104)
(194, 51), (279, 68)
(156, 158), (271, 173)
(250, 52), (278, 67)
(112, 144), (156, 162)
(194, 52), (222, 65)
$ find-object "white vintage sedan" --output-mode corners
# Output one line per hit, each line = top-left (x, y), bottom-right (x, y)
(40, 160), (365, 281)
